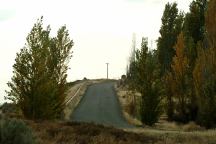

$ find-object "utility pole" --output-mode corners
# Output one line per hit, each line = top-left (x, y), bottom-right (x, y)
(106, 63), (109, 79)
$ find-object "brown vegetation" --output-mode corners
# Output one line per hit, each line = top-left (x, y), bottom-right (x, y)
(25, 120), (156, 144)
(21, 119), (216, 144)
(115, 83), (216, 144)
(115, 84), (142, 126)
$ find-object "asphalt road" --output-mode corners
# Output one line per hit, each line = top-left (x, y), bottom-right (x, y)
(71, 81), (133, 128)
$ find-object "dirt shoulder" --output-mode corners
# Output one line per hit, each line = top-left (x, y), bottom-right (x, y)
(115, 84), (142, 126)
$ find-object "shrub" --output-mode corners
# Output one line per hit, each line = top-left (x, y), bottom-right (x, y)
(0, 103), (20, 114)
(126, 98), (136, 117)
(0, 118), (36, 144)
(183, 122), (205, 132)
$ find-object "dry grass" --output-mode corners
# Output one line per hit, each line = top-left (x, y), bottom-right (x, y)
(115, 85), (142, 126)
(23, 119), (216, 144)
(182, 122), (206, 132)
(129, 128), (216, 144)
(4, 78), (216, 144)
(25, 120), (156, 144)
(115, 83), (216, 144)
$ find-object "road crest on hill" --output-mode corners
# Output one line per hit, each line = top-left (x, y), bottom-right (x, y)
(71, 81), (134, 128)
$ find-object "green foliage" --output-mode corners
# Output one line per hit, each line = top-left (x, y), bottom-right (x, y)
(162, 0), (207, 123)
(6, 17), (74, 120)
(0, 118), (36, 144)
(169, 0), (208, 122)
(126, 60), (137, 90)
(157, 2), (184, 75)
(184, 0), (207, 44)
(124, 0), (216, 128)
(136, 38), (162, 126)
(0, 103), (19, 114)
(193, 0), (216, 128)
(126, 41), (137, 91)
(183, 0), (207, 68)
(158, 2), (186, 122)
(125, 35), (139, 117)
(193, 46), (216, 128)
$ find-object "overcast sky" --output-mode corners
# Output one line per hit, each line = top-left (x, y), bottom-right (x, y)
(0, 0), (192, 103)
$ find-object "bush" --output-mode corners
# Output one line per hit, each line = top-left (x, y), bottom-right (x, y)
(0, 103), (19, 114)
(126, 99), (136, 117)
(183, 122), (205, 132)
(0, 118), (36, 144)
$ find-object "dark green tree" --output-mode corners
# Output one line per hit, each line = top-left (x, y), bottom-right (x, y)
(136, 38), (162, 126)
(127, 53), (137, 91)
(184, 0), (207, 42)
(181, 0), (208, 121)
(6, 17), (73, 119)
(157, 2), (184, 75)
(157, 2), (184, 121)
(184, 0), (208, 67)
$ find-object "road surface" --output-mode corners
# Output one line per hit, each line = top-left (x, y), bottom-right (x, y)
(71, 81), (133, 128)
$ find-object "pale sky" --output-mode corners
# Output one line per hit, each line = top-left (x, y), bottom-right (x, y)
(0, 0), (192, 103)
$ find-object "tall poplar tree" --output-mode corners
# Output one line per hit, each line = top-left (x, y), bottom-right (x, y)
(157, 2), (184, 120)
(193, 0), (216, 128)
(157, 2), (184, 75)
(6, 17), (74, 119)
(184, 0), (208, 67)
(167, 32), (190, 122)
(181, 0), (208, 121)
(136, 38), (162, 126)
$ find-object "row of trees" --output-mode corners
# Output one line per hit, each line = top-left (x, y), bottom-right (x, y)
(127, 0), (216, 128)
(6, 17), (74, 119)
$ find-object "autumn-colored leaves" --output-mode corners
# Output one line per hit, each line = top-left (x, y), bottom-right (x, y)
(127, 0), (216, 128)
(165, 0), (216, 127)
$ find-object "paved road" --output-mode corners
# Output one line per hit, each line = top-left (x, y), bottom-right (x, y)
(71, 81), (133, 128)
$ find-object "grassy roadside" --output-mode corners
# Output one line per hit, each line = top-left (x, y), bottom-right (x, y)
(2, 80), (216, 144)
(24, 120), (157, 144)
(2, 115), (215, 144)
(115, 84), (142, 126)
(115, 83), (216, 144)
